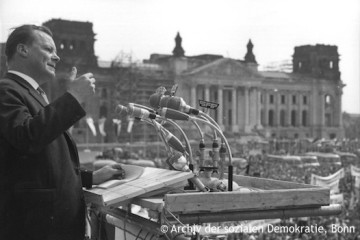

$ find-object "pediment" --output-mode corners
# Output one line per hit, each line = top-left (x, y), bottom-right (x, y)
(185, 58), (258, 78)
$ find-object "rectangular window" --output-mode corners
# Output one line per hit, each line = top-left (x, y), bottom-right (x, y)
(292, 95), (296, 104)
(303, 96), (307, 105)
(269, 94), (274, 104)
(281, 95), (285, 104)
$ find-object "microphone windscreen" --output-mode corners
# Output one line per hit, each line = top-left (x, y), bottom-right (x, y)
(166, 97), (181, 110)
(115, 105), (128, 118)
(149, 93), (163, 108)
(159, 96), (171, 108)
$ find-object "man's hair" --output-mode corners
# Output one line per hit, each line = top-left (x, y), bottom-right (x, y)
(5, 24), (53, 61)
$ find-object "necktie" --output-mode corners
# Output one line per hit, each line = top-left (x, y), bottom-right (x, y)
(37, 87), (49, 104)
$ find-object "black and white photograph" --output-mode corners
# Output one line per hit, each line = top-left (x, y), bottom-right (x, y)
(0, 0), (359, 239)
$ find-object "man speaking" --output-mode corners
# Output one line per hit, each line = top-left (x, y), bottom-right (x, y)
(0, 24), (124, 240)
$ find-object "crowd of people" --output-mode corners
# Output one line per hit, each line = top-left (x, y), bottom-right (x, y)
(95, 139), (360, 240)
(204, 140), (360, 240)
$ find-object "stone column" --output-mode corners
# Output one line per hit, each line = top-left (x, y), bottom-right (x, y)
(336, 87), (343, 127)
(244, 87), (251, 132)
(274, 91), (279, 127)
(298, 92), (303, 126)
(286, 91), (291, 126)
(320, 92), (325, 126)
(255, 88), (262, 128)
(205, 85), (210, 101)
(232, 88), (238, 131)
(264, 90), (269, 126)
(338, 95), (343, 127)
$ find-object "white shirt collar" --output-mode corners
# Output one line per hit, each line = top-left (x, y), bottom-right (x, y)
(8, 70), (39, 90)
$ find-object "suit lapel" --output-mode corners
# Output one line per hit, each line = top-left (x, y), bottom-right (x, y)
(5, 72), (48, 107)
(5, 73), (80, 166)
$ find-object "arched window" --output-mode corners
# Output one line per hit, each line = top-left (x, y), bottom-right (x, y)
(268, 110), (274, 126)
(302, 110), (307, 126)
(325, 94), (332, 107)
(291, 110), (297, 126)
(280, 110), (286, 126)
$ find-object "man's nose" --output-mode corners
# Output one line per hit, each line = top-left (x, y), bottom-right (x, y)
(53, 53), (60, 63)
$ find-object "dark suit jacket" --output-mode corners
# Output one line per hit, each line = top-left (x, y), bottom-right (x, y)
(0, 73), (88, 240)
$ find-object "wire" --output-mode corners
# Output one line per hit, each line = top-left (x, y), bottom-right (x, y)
(144, 231), (150, 240)
(135, 229), (143, 240)
(164, 208), (186, 227)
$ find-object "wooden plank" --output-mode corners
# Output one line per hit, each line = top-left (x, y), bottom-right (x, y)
(164, 187), (330, 213)
(137, 180), (189, 198)
(83, 190), (104, 206)
(224, 173), (321, 190)
(84, 167), (194, 207)
(104, 185), (147, 206)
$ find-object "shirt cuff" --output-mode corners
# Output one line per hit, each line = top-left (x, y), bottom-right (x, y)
(80, 169), (93, 189)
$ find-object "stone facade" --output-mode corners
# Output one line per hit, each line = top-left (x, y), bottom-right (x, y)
(146, 35), (345, 140)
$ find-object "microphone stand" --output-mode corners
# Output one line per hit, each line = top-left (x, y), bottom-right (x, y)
(190, 116), (234, 191)
(141, 118), (206, 191)
(156, 107), (233, 191)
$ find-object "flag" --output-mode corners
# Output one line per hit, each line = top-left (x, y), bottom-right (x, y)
(86, 117), (97, 136)
(310, 168), (345, 194)
(112, 119), (122, 136)
(127, 117), (134, 133)
(98, 117), (107, 137)
(350, 165), (360, 178)
(330, 193), (344, 205)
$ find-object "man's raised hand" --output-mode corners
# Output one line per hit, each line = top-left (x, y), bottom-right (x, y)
(67, 67), (96, 103)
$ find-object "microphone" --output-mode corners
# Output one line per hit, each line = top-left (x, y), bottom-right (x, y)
(115, 104), (129, 118)
(152, 121), (186, 153)
(166, 97), (200, 115)
(149, 93), (171, 109)
(166, 151), (209, 192)
(166, 152), (189, 171)
(115, 104), (157, 119)
(159, 96), (171, 108)
(158, 108), (190, 121)
(149, 93), (163, 108)
(161, 127), (186, 153)
(128, 103), (157, 119)
(149, 93), (199, 116)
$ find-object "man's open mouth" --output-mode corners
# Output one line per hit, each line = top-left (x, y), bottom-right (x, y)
(47, 63), (56, 70)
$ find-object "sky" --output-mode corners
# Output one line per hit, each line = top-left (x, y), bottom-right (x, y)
(1, 0), (359, 114)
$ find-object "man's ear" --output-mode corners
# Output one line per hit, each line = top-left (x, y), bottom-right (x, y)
(17, 44), (28, 58)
